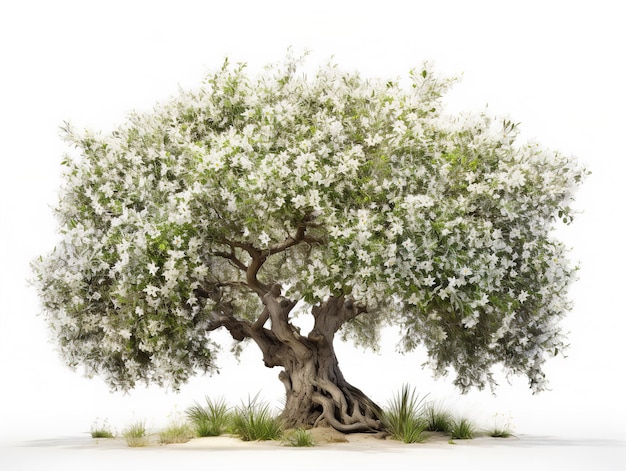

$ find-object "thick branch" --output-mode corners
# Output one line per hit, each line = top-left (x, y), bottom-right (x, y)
(206, 306), (251, 342)
(247, 225), (322, 296)
(310, 296), (367, 342)
(262, 285), (310, 357)
(218, 224), (323, 298)
(219, 237), (258, 257)
(252, 307), (270, 330)
(217, 237), (268, 295)
(205, 305), (287, 368)
(247, 253), (269, 296)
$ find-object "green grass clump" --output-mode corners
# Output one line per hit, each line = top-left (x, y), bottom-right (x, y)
(449, 417), (475, 440)
(484, 412), (514, 438)
(90, 419), (115, 438)
(91, 428), (115, 439)
(382, 384), (429, 443)
(231, 395), (283, 441)
(186, 396), (231, 437)
(283, 428), (315, 447)
(422, 403), (454, 433)
(487, 427), (513, 438)
(159, 421), (194, 444)
(123, 420), (148, 447)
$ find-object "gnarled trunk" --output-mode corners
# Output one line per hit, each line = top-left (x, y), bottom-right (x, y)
(210, 284), (385, 433)
(277, 336), (383, 432)
(256, 290), (384, 432)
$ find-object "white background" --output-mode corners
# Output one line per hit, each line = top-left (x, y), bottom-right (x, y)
(1, 0), (624, 442)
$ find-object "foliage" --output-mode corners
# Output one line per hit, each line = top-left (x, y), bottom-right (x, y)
(487, 427), (513, 438)
(123, 420), (148, 447)
(382, 385), (429, 443)
(485, 412), (514, 438)
(283, 428), (315, 447)
(449, 417), (475, 440)
(422, 402), (454, 433)
(159, 421), (194, 444)
(381, 387), (480, 441)
(231, 395), (283, 441)
(186, 396), (231, 437)
(31, 51), (588, 395)
(90, 418), (115, 438)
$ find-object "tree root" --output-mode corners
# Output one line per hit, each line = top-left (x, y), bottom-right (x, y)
(311, 379), (382, 433)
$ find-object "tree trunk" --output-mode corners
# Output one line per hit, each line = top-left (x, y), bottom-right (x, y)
(277, 339), (383, 432)
(256, 290), (384, 433)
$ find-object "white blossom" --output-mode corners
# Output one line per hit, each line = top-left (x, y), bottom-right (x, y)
(31, 54), (587, 395)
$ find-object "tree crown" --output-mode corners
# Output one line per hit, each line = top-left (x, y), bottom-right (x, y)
(32, 54), (587, 393)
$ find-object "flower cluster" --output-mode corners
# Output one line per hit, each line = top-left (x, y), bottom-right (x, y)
(31, 54), (587, 392)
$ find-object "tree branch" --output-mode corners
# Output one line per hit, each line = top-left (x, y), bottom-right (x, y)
(262, 284), (310, 357)
(219, 237), (260, 259)
(205, 302), (290, 369)
(341, 298), (368, 324)
(252, 307), (270, 330)
(247, 253), (270, 296)
(217, 237), (269, 295)
(267, 224), (323, 256)
(218, 223), (324, 298)
(310, 296), (367, 343)
(205, 304), (251, 341)
(211, 247), (247, 272)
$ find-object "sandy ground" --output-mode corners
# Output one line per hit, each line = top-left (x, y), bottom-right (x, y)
(1, 429), (624, 471)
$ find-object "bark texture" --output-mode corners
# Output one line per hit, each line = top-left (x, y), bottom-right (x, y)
(269, 293), (383, 432)
(207, 284), (383, 433)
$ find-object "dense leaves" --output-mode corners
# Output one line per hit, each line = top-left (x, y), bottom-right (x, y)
(32, 54), (587, 393)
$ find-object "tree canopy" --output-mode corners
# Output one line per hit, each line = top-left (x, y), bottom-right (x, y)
(32, 54), (587, 401)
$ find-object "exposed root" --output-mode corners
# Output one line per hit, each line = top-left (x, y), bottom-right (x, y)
(309, 378), (382, 433)
(312, 393), (381, 433)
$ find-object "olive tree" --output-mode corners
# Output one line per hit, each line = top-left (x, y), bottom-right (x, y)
(31, 55), (587, 432)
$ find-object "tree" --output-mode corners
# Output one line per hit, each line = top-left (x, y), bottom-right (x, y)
(31, 54), (587, 433)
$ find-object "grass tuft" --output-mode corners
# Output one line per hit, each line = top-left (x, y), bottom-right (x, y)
(231, 394), (283, 441)
(485, 413), (514, 438)
(422, 402), (454, 433)
(283, 428), (315, 447)
(382, 384), (429, 443)
(123, 420), (148, 447)
(450, 417), (475, 440)
(487, 427), (513, 438)
(159, 421), (194, 444)
(186, 396), (231, 437)
(90, 419), (115, 438)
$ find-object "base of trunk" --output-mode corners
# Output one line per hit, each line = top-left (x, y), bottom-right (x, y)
(250, 292), (384, 433)
(278, 366), (383, 433)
